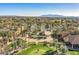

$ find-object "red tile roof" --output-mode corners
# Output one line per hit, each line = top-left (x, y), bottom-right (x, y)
(59, 31), (69, 37)
(68, 35), (79, 44)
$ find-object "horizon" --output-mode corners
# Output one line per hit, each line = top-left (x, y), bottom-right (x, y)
(0, 3), (79, 16)
(0, 14), (78, 17)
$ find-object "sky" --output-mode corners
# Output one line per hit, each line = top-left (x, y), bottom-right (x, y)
(0, 3), (79, 16)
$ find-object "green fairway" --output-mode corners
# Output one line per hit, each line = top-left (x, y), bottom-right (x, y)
(17, 45), (53, 55)
(69, 50), (79, 55)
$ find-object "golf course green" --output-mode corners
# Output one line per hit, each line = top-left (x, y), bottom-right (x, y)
(17, 44), (53, 55)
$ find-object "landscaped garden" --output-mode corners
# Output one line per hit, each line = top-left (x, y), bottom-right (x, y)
(3, 39), (27, 54)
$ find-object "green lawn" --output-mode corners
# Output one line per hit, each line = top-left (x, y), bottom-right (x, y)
(69, 50), (79, 55)
(17, 44), (54, 55)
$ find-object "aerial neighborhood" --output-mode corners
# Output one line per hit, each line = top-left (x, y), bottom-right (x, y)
(0, 16), (79, 55)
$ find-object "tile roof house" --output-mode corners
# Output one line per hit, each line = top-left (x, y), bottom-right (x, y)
(57, 31), (69, 42)
(63, 34), (79, 50)
(59, 31), (79, 50)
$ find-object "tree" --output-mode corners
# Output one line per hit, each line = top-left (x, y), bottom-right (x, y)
(53, 38), (68, 55)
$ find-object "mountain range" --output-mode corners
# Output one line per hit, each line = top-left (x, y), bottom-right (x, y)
(41, 14), (64, 17)
(40, 14), (79, 17)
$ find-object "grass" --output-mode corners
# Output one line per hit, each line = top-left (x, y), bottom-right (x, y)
(69, 50), (79, 55)
(17, 44), (54, 55)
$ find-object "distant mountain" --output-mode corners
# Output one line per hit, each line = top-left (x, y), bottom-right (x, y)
(41, 14), (64, 17)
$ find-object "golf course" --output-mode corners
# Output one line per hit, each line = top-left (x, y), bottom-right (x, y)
(17, 44), (54, 55)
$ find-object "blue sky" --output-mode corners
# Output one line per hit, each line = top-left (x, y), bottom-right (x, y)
(0, 3), (79, 16)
